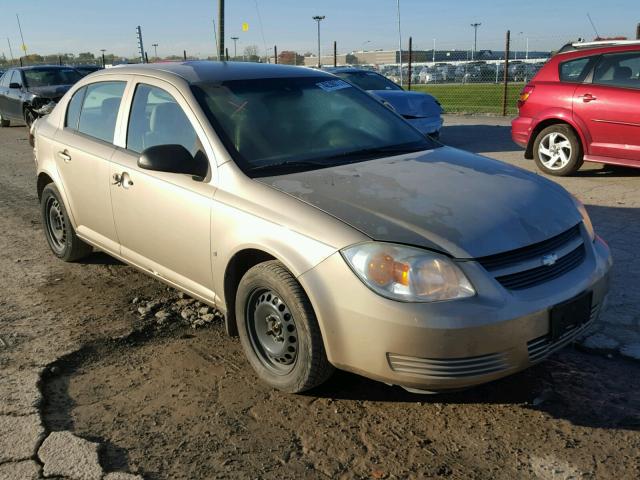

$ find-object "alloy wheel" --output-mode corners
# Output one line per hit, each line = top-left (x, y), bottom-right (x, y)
(538, 132), (572, 170)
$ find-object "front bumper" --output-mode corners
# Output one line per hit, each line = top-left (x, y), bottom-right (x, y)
(407, 116), (443, 135)
(298, 236), (612, 392)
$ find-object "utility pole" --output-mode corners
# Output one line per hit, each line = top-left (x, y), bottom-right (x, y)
(151, 43), (158, 59)
(312, 15), (325, 68)
(636, 22), (640, 40)
(231, 36), (239, 59)
(16, 14), (27, 57)
(136, 26), (145, 63)
(218, 0), (225, 61)
(470, 22), (481, 60)
(100, 49), (106, 67)
(7, 38), (15, 64)
(396, 0), (403, 86)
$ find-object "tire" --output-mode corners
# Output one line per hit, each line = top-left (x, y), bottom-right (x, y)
(40, 184), (93, 262)
(236, 260), (334, 393)
(533, 124), (583, 176)
(0, 112), (9, 127)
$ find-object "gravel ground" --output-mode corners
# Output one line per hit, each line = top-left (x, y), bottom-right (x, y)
(0, 118), (639, 479)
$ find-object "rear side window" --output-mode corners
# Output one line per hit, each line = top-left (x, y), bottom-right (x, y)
(77, 81), (126, 143)
(65, 87), (86, 130)
(593, 52), (640, 89)
(559, 57), (595, 83)
(126, 83), (200, 156)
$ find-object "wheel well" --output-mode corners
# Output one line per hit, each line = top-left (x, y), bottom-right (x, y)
(37, 173), (54, 201)
(223, 249), (276, 336)
(525, 119), (581, 159)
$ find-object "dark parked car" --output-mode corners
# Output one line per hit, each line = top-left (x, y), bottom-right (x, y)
(0, 65), (83, 128)
(325, 67), (443, 137)
(74, 65), (103, 77)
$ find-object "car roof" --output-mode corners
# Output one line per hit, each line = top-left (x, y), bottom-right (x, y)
(93, 61), (332, 84)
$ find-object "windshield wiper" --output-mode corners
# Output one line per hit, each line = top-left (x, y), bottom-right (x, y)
(248, 160), (329, 175)
(319, 144), (428, 161)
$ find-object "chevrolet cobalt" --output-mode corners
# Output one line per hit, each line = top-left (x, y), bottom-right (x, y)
(33, 62), (611, 393)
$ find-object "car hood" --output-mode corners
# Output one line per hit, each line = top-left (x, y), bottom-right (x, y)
(256, 147), (581, 258)
(369, 90), (442, 118)
(27, 85), (73, 100)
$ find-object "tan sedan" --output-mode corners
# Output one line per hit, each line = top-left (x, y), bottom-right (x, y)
(33, 62), (611, 393)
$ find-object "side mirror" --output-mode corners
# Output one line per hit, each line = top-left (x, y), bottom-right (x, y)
(9, 82), (22, 89)
(138, 144), (208, 178)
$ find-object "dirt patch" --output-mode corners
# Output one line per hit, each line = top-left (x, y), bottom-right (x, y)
(42, 318), (640, 479)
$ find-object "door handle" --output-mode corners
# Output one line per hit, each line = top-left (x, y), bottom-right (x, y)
(581, 93), (597, 103)
(113, 172), (134, 189)
(57, 150), (72, 162)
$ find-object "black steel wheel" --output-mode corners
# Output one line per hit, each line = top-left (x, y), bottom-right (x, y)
(40, 184), (93, 262)
(236, 261), (334, 393)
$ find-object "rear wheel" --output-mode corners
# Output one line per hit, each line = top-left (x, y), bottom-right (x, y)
(533, 124), (583, 176)
(236, 261), (334, 393)
(0, 112), (9, 127)
(41, 184), (93, 262)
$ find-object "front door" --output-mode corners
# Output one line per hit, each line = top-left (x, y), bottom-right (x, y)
(109, 80), (216, 299)
(573, 51), (640, 162)
(52, 80), (127, 253)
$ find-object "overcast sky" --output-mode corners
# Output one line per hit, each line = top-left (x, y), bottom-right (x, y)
(0, 0), (637, 59)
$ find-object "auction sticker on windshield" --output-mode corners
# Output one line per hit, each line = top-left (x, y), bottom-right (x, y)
(316, 79), (352, 92)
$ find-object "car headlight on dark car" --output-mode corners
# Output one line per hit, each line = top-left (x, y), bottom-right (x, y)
(341, 242), (475, 302)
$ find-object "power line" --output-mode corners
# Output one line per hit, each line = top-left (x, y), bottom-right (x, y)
(253, 0), (268, 61)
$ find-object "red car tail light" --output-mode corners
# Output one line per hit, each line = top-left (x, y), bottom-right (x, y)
(517, 85), (535, 108)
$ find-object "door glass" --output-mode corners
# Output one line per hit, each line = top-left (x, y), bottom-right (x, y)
(593, 52), (640, 89)
(9, 71), (22, 87)
(0, 72), (10, 87)
(65, 87), (86, 130)
(127, 84), (200, 156)
(77, 81), (126, 143)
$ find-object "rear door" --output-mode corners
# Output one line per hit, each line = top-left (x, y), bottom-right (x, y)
(52, 80), (127, 253)
(573, 51), (640, 161)
(0, 71), (11, 116)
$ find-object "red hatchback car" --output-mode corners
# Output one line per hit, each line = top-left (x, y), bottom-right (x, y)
(512, 40), (640, 176)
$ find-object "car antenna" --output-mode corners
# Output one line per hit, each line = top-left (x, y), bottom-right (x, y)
(586, 13), (600, 39)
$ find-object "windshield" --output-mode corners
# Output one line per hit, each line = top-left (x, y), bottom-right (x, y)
(334, 71), (402, 91)
(193, 76), (434, 176)
(23, 68), (82, 88)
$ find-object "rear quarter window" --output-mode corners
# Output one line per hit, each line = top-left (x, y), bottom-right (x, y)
(559, 56), (596, 83)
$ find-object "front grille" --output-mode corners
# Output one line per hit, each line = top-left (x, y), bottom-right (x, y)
(387, 352), (510, 379)
(477, 224), (586, 290)
(527, 302), (600, 363)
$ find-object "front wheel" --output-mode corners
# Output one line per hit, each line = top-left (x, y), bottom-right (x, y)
(41, 184), (93, 262)
(236, 261), (334, 393)
(533, 124), (583, 176)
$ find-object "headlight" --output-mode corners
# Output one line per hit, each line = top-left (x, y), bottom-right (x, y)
(341, 242), (475, 302)
(571, 195), (595, 241)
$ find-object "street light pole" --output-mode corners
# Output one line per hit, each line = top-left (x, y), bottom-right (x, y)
(470, 22), (481, 60)
(312, 15), (325, 68)
(100, 49), (106, 67)
(151, 43), (158, 59)
(396, 0), (403, 86)
(231, 36), (239, 59)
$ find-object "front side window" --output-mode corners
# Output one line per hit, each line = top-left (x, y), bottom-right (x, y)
(77, 81), (126, 143)
(192, 76), (434, 177)
(23, 68), (82, 88)
(593, 52), (640, 89)
(0, 71), (11, 88)
(559, 56), (595, 83)
(127, 84), (200, 156)
(65, 87), (86, 130)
